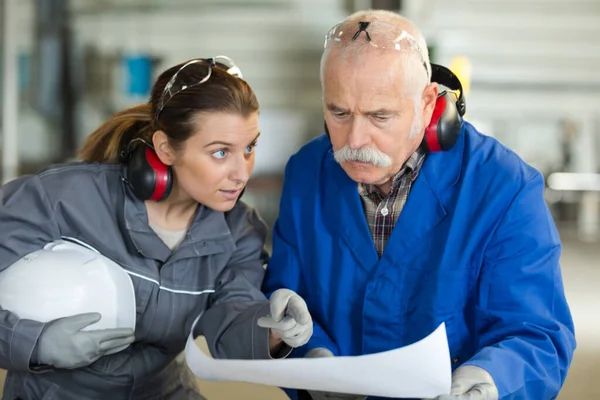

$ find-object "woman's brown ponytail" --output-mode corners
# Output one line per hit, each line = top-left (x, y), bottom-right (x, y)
(77, 104), (153, 163)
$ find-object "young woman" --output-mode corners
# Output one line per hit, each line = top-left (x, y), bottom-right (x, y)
(0, 56), (312, 399)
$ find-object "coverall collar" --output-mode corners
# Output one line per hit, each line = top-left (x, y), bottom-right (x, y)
(121, 181), (235, 262)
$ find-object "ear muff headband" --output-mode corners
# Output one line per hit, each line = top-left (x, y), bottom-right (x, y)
(430, 63), (466, 117)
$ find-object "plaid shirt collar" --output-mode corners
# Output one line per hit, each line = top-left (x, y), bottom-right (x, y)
(360, 149), (426, 197)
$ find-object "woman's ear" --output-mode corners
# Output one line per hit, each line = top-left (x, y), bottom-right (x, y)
(152, 130), (175, 166)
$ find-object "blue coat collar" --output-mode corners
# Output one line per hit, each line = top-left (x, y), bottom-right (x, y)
(323, 127), (466, 269)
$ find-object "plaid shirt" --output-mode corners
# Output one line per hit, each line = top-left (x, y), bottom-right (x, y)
(358, 150), (426, 257)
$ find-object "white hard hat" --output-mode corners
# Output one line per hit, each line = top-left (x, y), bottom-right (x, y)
(0, 239), (136, 354)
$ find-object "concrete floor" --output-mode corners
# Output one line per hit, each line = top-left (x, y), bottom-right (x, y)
(554, 229), (600, 400)
(0, 228), (596, 399)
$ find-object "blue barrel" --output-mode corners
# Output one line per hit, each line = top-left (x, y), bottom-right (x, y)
(123, 54), (152, 97)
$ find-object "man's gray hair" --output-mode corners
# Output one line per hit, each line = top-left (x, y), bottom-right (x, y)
(320, 10), (431, 100)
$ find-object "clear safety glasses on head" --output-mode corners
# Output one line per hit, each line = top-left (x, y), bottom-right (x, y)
(324, 20), (430, 79)
(155, 55), (243, 127)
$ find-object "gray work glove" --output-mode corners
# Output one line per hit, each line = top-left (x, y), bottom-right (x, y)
(305, 348), (367, 400)
(257, 289), (313, 348)
(425, 365), (499, 400)
(34, 312), (135, 369)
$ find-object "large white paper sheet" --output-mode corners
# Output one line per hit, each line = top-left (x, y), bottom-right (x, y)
(185, 322), (451, 399)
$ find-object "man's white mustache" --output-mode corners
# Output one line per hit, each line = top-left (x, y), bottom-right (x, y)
(333, 145), (392, 167)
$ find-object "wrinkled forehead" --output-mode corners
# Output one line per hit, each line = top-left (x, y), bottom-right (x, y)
(323, 59), (415, 112)
(324, 49), (411, 93)
(324, 20), (428, 79)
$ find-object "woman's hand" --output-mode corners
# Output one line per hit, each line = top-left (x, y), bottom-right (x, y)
(258, 289), (313, 353)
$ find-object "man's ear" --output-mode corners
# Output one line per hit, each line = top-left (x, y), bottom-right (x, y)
(421, 82), (439, 128)
(152, 130), (175, 166)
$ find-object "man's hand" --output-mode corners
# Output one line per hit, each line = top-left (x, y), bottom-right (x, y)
(257, 289), (313, 348)
(303, 348), (367, 400)
(426, 366), (499, 400)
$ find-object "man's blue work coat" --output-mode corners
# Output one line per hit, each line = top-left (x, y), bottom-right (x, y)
(262, 122), (576, 400)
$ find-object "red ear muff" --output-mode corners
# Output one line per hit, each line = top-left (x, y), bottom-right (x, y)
(120, 142), (173, 201)
(144, 147), (172, 201)
(423, 95), (447, 153)
(421, 91), (463, 153)
(420, 63), (466, 153)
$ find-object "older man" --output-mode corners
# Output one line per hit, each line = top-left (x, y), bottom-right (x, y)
(263, 9), (576, 400)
